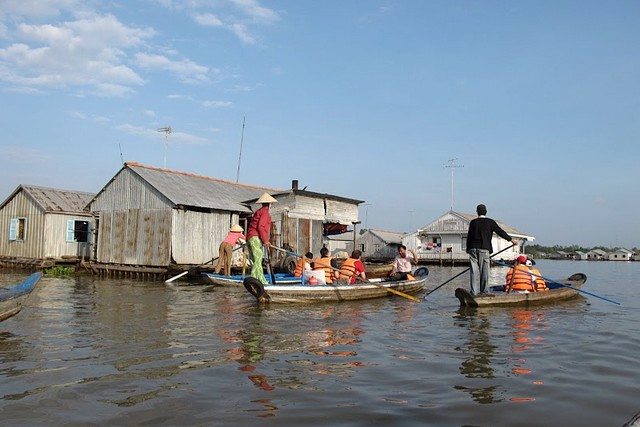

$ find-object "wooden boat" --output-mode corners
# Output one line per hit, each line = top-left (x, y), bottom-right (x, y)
(0, 272), (43, 322)
(244, 276), (427, 303)
(455, 273), (587, 307)
(202, 272), (301, 287)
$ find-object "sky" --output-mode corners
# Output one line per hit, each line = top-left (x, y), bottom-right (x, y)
(0, 0), (638, 248)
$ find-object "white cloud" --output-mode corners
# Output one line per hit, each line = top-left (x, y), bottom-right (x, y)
(229, 23), (256, 45)
(194, 13), (223, 27)
(117, 123), (209, 145)
(134, 53), (211, 83)
(0, 145), (51, 163)
(202, 100), (233, 108)
(229, 0), (279, 24)
(0, 14), (152, 95)
(0, 0), (83, 20)
(143, 109), (156, 117)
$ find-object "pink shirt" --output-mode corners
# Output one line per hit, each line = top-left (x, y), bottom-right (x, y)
(223, 231), (246, 245)
(393, 252), (414, 273)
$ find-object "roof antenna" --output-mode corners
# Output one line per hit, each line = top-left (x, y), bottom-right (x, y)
(118, 142), (124, 164)
(235, 116), (246, 183)
(444, 158), (464, 211)
(157, 126), (172, 168)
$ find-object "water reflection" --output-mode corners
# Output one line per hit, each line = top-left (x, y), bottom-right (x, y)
(453, 307), (501, 404)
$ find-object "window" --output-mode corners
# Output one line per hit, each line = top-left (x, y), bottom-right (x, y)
(9, 218), (27, 241)
(66, 219), (90, 243)
(359, 243), (365, 252)
(461, 237), (467, 251)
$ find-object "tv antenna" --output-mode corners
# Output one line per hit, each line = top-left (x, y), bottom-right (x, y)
(118, 142), (124, 164)
(157, 126), (172, 168)
(235, 116), (246, 183)
(444, 158), (464, 211)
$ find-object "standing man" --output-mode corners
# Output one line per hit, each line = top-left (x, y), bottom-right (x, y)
(246, 193), (277, 285)
(466, 204), (515, 295)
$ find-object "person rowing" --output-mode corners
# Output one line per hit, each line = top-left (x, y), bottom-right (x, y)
(389, 245), (417, 281)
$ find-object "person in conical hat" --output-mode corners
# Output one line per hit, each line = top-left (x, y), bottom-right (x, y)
(214, 224), (246, 276)
(246, 193), (277, 284)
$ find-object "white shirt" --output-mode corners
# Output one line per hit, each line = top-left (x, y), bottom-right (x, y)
(393, 252), (414, 273)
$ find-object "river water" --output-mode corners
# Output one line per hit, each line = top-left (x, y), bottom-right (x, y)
(0, 260), (638, 426)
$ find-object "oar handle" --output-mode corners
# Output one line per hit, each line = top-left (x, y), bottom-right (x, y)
(422, 243), (516, 299)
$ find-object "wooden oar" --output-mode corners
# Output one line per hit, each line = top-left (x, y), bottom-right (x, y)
(271, 246), (421, 303)
(165, 245), (244, 283)
(422, 243), (516, 300)
(264, 244), (277, 285)
(493, 260), (621, 305)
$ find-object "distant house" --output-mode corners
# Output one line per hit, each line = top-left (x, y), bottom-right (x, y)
(574, 251), (588, 260)
(608, 248), (633, 261)
(550, 251), (574, 260)
(86, 162), (280, 267)
(325, 231), (356, 256)
(632, 252), (640, 261)
(0, 185), (95, 260)
(402, 211), (532, 263)
(356, 229), (405, 261)
(586, 249), (607, 260)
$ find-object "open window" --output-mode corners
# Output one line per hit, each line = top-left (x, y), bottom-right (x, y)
(66, 219), (90, 243)
(9, 218), (27, 241)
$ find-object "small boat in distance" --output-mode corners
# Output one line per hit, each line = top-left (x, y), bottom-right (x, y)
(0, 272), (43, 322)
(202, 272), (301, 287)
(455, 273), (587, 307)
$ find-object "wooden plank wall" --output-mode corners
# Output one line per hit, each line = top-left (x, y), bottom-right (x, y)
(171, 210), (236, 264)
(43, 213), (94, 258)
(0, 191), (45, 258)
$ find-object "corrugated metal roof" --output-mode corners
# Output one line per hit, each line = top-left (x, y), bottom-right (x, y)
(0, 185), (94, 214)
(368, 229), (405, 244)
(449, 211), (528, 237)
(127, 162), (282, 213)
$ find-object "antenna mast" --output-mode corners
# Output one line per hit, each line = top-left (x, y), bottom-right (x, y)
(444, 158), (464, 211)
(235, 116), (246, 183)
(157, 126), (172, 168)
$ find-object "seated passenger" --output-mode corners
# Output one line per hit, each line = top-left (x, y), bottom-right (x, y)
(293, 252), (314, 278)
(506, 255), (545, 293)
(526, 259), (548, 291)
(389, 244), (417, 281)
(338, 250), (367, 284)
(313, 247), (339, 284)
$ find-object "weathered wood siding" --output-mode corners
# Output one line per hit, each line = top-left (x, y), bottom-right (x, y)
(90, 168), (170, 212)
(277, 211), (323, 255)
(172, 210), (238, 264)
(358, 232), (397, 260)
(0, 191), (45, 258)
(325, 199), (359, 225)
(43, 213), (94, 258)
(97, 209), (171, 266)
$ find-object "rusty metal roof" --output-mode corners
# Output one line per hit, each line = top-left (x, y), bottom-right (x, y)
(0, 185), (94, 214)
(367, 229), (405, 245)
(126, 162), (282, 213)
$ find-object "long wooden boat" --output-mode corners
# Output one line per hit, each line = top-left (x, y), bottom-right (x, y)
(455, 273), (587, 307)
(202, 272), (301, 287)
(244, 276), (427, 303)
(0, 272), (43, 322)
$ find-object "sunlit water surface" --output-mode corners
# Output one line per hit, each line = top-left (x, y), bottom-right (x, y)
(0, 260), (638, 426)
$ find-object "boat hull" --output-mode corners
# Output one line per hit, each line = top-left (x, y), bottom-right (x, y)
(202, 273), (300, 287)
(260, 277), (427, 303)
(0, 272), (43, 322)
(455, 273), (587, 307)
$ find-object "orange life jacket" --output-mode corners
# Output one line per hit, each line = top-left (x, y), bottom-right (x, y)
(506, 264), (535, 291)
(339, 258), (359, 283)
(313, 257), (334, 284)
(529, 267), (548, 291)
(294, 258), (305, 277)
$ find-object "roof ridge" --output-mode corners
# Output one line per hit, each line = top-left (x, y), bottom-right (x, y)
(125, 161), (282, 192)
(21, 184), (95, 195)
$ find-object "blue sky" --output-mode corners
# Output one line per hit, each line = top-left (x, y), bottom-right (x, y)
(0, 1), (638, 247)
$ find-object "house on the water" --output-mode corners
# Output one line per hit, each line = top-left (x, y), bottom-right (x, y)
(574, 251), (588, 260)
(242, 182), (362, 268)
(586, 249), (607, 261)
(355, 229), (405, 261)
(550, 251), (574, 260)
(608, 248), (633, 261)
(402, 210), (532, 264)
(0, 185), (95, 265)
(325, 231), (357, 256)
(86, 163), (362, 276)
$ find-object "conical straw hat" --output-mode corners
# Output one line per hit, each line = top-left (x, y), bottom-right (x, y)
(256, 193), (277, 204)
(230, 224), (243, 232)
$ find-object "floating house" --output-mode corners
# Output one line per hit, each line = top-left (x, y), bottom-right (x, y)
(0, 185), (95, 263)
(325, 231), (357, 256)
(586, 249), (607, 261)
(242, 182), (362, 269)
(574, 251), (588, 261)
(86, 162), (279, 269)
(608, 248), (633, 261)
(355, 229), (405, 261)
(402, 210), (532, 264)
(550, 251), (575, 260)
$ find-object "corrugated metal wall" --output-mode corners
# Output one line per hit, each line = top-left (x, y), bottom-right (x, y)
(97, 209), (171, 266)
(43, 214), (94, 258)
(0, 191), (45, 258)
(172, 210), (237, 264)
(358, 233), (397, 260)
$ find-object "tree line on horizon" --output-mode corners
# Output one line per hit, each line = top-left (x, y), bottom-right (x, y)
(524, 244), (638, 257)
